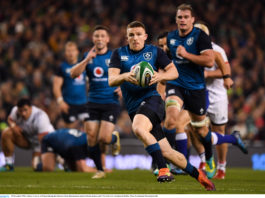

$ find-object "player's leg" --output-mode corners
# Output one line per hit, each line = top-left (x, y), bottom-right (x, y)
(41, 153), (56, 171)
(0, 127), (30, 171)
(61, 105), (79, 129)
(75, 159), (97, 172)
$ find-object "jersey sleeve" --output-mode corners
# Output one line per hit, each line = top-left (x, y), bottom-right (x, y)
(35, 111), (54, 134)
(54, 64), (64, 77)
(9, 106), (18, 122)
(155, 47), (172, 70)
(197, 31), (213, 53)
(109, 49), (121, 69)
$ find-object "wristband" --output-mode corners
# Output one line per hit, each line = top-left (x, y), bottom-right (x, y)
(222, 74), (231, 79)
(57, 97), (63, 104)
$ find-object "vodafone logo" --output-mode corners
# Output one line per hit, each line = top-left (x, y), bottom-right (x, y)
(93, 67), (104, 77)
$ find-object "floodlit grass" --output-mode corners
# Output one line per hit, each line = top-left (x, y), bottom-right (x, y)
(0, 167), (264, 194)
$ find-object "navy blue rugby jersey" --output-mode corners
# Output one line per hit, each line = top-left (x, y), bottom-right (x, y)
(167, 27), (212, 90)
(109, 44), (171, 114)
(85, 50), (119, 104)
(55, 61), (87, 105)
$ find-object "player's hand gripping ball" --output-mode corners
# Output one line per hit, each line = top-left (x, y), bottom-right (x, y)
(132, 61), (154, 87)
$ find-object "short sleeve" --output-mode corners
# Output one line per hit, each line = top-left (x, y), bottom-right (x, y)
(197, 31), (212, 53)
(155, 47), (172, 70)
(9, 106), (18, 121)
(109, 49), (121, 69)
(35, 111), (54, 134)
(54, 64), (64, 77)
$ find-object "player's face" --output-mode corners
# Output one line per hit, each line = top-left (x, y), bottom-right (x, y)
(65, 44), (79, 64)
(18, 105), (32, 120)
(127, 27), (147, 51)
(158, 37), (168, 53)
(92, 29), (109, 50)
(176, 9), (195, 34)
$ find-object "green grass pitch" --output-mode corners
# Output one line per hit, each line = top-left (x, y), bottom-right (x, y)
(0, 167), (264, 194)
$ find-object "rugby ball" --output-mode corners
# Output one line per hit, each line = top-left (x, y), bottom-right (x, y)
(133, 61), (154, 87)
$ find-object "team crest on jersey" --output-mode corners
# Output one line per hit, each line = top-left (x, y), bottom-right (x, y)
(105, 59), (110, 66)
(93, 67), (104, 77)
(143, 52), (152, 61)
(186, 37), (194, 46)
(121, 56), (129, 61)
(170, 39), (176, 45)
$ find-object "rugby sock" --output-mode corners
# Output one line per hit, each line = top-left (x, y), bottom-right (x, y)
(175, 132), (188, 159)
(200, 130), (213, 161)
(212, 132), (237, 145)
(163, 127), (176, 148)
(183, 162), (199, 179)
(5, 156), (13, 165)
(199, 152), (206, 163)
(217, 161), (227, 172)
(87, 144), (103, 171)
(110, 134), (117, 144)
(145, 143), (167, 169)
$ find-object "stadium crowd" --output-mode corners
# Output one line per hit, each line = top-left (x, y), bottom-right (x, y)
(0, 0), (264, 141)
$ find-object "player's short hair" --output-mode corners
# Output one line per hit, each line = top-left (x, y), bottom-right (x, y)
(65, 41), (78, 49)
(127, 21), (146, 30)
(194, 21), (210, 36)
(17, 98), (31, 107)
(176, 3), (194, 16)
(93, 25), (110, 34)
(157, 31), (169, 41)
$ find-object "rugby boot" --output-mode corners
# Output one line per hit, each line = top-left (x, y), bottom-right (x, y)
(213, 169), (225, 179)
(205, 156), (216, 179)
(199, 162), (206, 170)
(197, 169), (216, 191)
(157, 168), (174, 182)
(231, 130), (248, 154)
(0, 164), (14, 172)
(92, 171), (106, 179)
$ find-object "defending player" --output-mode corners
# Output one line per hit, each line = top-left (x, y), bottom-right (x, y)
(165, 4), (216, 178)
(192, 22), (248, 179)
(0, 98), (55, 171)
(108, 21), (215, 191)
(53, 41), (89, 129)
(41, 128), (98, 172)
(70, 25), (120, 179)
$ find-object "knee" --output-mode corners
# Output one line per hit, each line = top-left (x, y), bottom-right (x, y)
(132, 124), (144, 138)
(1, 128), (13, 140)
(98, 136), (108, 144)
(164, 116), (177, 129)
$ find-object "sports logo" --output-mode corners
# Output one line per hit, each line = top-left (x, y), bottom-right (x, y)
(74, 74), (84, 83)
(186, 37), (194, 45)
(200, 108), (204, 114)
(121, 56), (129, 61)
(143, 52), (152, 61)
(170, 39), (176, 45)
(93, 67), (104, 77)
(105, 59), (110, 66)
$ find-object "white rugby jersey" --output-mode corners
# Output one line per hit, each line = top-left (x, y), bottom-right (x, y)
(205, 42), (228, 103)
(9, 106), (55, 147)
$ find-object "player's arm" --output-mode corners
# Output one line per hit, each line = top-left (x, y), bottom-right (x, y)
(108, 49), (138, 87)
(7, 108), (22, 133)
(53, 75), (69, 113)
(70, 46), (96, 78)
(177, 31), (214, 67)
(75, 159), (97, 172)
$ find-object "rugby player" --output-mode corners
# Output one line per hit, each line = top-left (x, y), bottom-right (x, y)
(70, 25), (121, 179)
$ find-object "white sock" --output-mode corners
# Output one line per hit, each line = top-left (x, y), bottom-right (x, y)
(5, 156), (14, 165)
(199, 152), (206, 163)
(217, 161), (227, 172)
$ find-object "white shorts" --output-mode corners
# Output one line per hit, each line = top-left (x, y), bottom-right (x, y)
(207, 98), (228, 125)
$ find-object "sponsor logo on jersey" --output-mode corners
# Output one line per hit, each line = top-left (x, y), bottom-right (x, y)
(93, 67), (104, 77)
(66, 68), (71, 73)
(121, 56), (129, 61)
(170, 39), (176, 45)
(105, 59), (110, 66)
(200, 108), (204, 114)
(168, 89), (175, 94)
(186, 37), (194, 46)
(143, 52), (152, 61)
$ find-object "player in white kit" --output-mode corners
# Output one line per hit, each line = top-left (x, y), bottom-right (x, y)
(193, 23), (243, 179)
(0, 98), (55, 171)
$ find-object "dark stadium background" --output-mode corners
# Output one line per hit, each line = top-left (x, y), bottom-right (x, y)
(0, 0), (264, 170)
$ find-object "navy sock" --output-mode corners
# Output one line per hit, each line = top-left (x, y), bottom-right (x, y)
(214, 132), (237, 145)
(175, 132), (188, 159)
(110, 134), (117, 144)
(183, 162), (199, 179)
(88, 144), (103, 171)
(200, 130), (213, 161)
(145, 143), (167, 169)
(163, 127), (176, 149)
